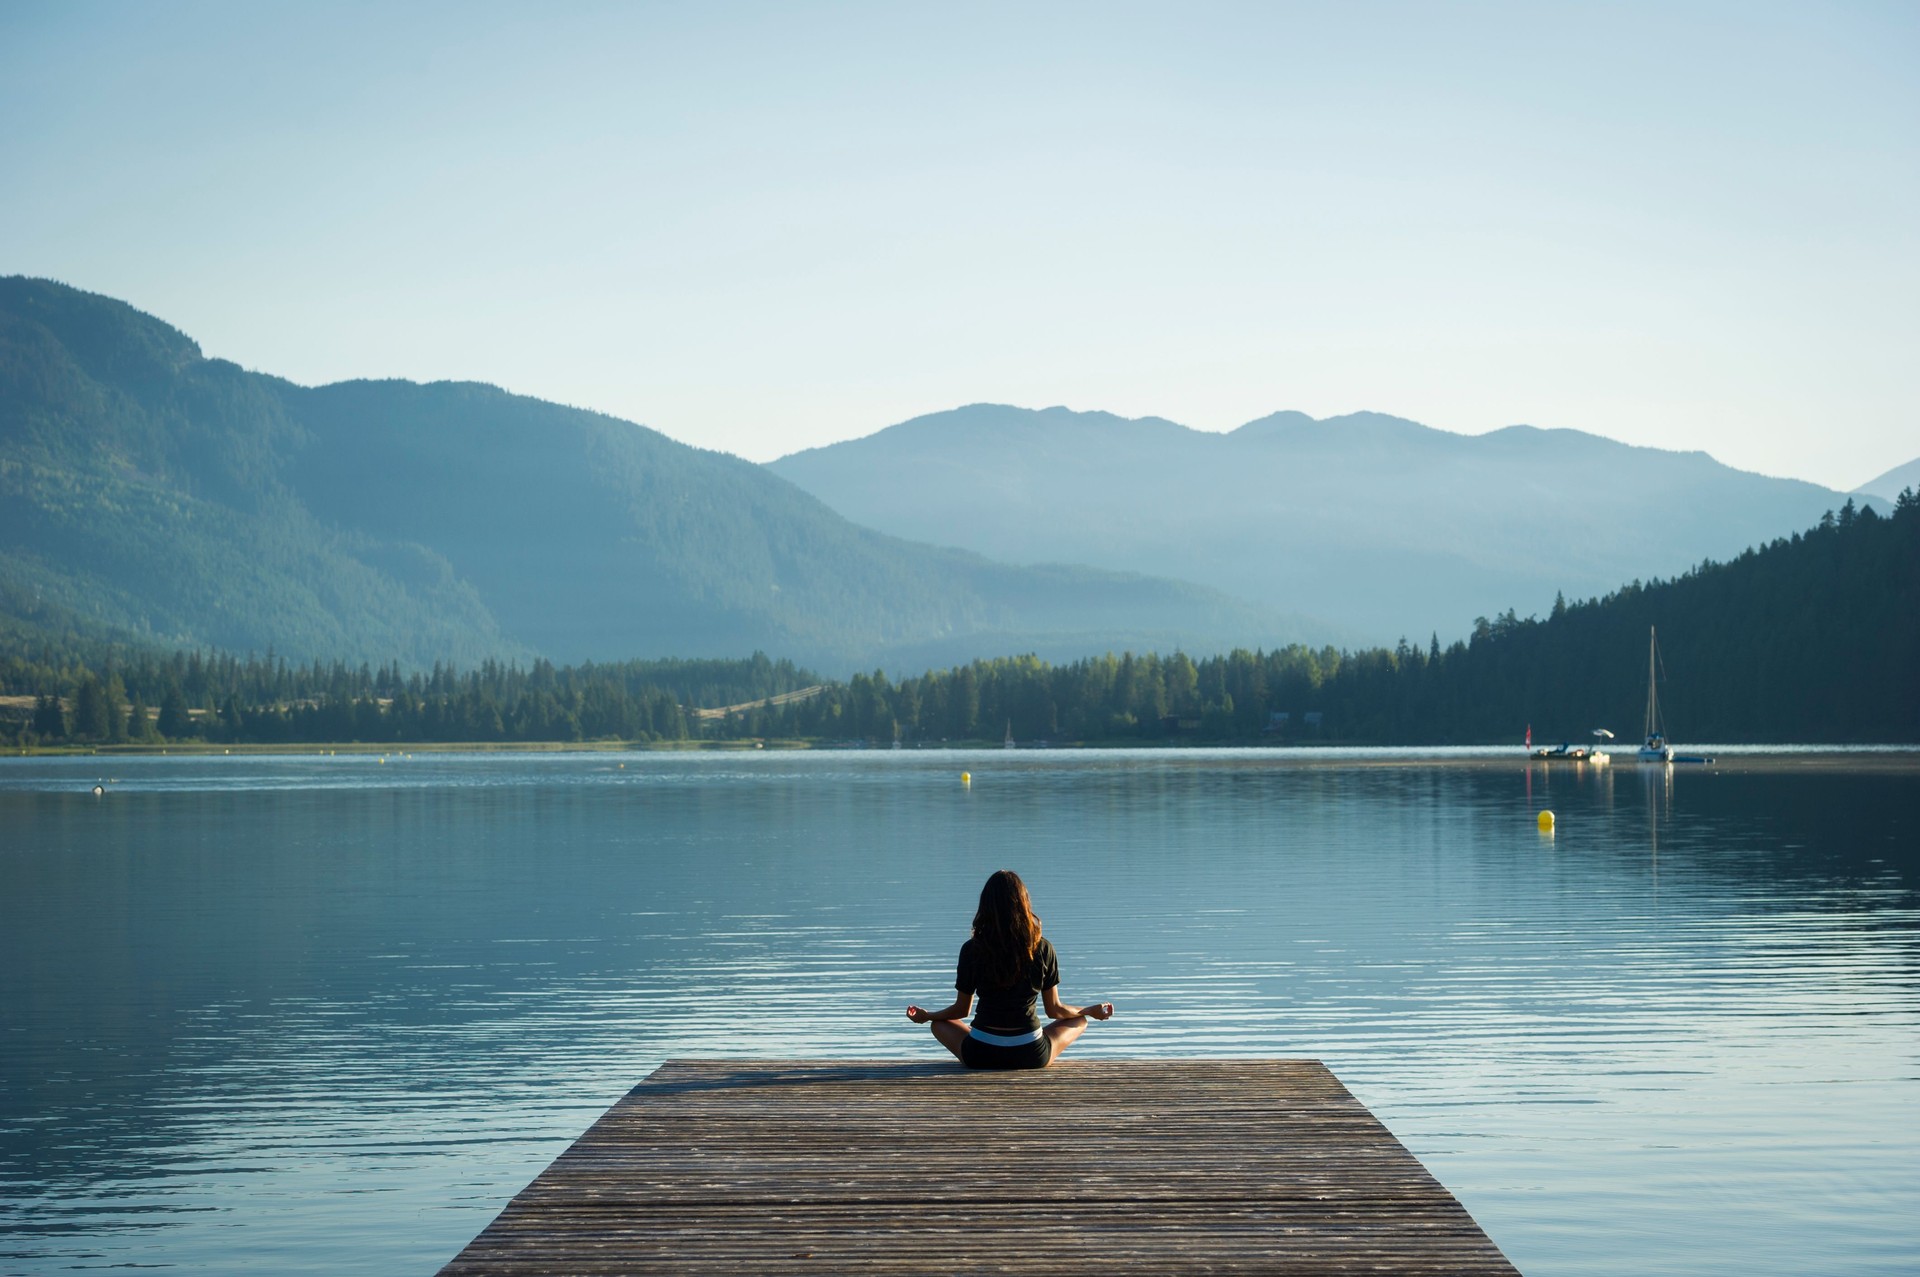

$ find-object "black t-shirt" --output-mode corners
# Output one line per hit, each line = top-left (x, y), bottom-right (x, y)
(956, 936), (1060, 1033)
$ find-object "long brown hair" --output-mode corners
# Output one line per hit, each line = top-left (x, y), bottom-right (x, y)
(971, 869), (1042, 986)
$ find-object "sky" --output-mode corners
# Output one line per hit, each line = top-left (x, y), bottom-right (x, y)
(3, 1), (1915, 490)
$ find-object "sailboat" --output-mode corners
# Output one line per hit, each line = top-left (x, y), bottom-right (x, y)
(1637, 627), (1673, 763)
(1003, 719), (1015, 750)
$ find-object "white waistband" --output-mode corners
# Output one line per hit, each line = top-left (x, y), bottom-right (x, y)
(969, 1026), (1043, 1046)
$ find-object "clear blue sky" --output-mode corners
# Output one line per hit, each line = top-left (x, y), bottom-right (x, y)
(4, 1), (1915, 488)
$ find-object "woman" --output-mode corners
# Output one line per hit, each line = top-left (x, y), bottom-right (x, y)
(906, 869), (1113, 1069)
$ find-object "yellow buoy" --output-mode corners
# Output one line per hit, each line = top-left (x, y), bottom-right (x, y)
(1537, 809), (1555, 831)
(961, 771), (971, 786)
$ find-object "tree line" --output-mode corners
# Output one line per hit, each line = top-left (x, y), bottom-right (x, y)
(2, 652), (813, 747)
(5, 494), (1915, 748)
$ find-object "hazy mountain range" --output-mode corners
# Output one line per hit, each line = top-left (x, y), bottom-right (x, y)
(771, 404), (1873, 644)
(1858, 456), (1920, 505)
(0, 278), (1313, 673)
(3, 278), (1893, 677)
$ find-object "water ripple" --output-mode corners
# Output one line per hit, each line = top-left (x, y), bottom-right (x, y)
(1, 751), (1915, 1275)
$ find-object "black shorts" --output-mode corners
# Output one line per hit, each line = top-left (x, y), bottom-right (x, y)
(960, 1031), (1053, 1070)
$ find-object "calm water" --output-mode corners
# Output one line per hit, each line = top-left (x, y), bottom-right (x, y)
(1, 749), (1916, 1275)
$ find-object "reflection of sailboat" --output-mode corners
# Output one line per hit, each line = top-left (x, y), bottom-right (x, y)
(1637, 627), (1673, 763)
(1644, 758), (1671, 890)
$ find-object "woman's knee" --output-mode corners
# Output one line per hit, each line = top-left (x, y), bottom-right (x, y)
(929, 1019), (969, 1058)
(1045, 1016), (1088, 1056)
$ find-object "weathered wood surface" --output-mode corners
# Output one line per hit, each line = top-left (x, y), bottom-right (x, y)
(439, 1059), (1518, 1275)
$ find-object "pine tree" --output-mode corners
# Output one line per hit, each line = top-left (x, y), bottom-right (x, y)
(73, 673), (111, 741)
(32, 693), (68, 740)
(106, 676), (129, 743)
(157, 685), (193, 739)
(126, 694), (155, 742)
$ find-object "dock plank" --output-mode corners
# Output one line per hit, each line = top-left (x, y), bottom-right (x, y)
(440, 1059), (1518, 1275)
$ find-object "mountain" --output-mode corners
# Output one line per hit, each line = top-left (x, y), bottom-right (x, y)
(12, 492), (1913, 749)
(755, 495), (1920, 745)
(1857, 456), (1920, 504)
(794, 493), (1920, 744)
(0, 279), (1323, 674)
(770, 404), (1864, 644)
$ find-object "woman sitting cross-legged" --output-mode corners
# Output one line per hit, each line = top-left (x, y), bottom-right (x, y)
(906, 869), (1113, 1070)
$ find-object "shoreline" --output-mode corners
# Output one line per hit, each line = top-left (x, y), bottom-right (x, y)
(6, 741), (1919, 774)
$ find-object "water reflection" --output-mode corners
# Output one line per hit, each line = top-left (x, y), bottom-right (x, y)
(1, 751), (1915, 1275)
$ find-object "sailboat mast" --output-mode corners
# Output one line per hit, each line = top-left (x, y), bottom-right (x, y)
(1644, 626), (1658, 738)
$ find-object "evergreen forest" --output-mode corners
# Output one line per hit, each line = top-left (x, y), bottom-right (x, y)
(5, 495), (1915, 748)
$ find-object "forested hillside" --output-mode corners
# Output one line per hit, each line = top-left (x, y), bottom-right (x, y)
(0, 278), (1306, 673)
(0, 281), (516, 665)
(7, 496), (1913, 747)
(699, 495), (1920, 745)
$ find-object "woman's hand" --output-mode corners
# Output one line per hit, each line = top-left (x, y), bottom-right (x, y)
(1086, 1002), (1114, 1021)
(907, 995), (971, 1025)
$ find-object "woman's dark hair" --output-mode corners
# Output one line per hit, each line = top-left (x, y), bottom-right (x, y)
(971, 869), (1042, 986)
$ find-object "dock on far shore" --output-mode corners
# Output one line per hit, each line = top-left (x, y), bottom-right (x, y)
(439, 1058), (1519, 1276)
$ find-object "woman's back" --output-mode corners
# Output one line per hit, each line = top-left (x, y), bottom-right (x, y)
(906, 870), (1111, 1070)
(958, 935), (1060, 1034)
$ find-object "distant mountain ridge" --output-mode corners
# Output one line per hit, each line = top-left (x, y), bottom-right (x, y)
(770, 403), (1863, 643)
(0, 279), (1324, 673)
(1858, 456), (1920, 504)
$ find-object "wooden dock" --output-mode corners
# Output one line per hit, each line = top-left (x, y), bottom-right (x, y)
(439, 1059), (1518, 1275)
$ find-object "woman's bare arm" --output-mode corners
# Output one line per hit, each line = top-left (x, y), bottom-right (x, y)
(1043, 986), (1113, 1021)
(906, 991), (972, 1023)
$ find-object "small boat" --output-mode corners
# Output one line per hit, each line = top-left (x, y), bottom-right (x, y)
(1637, 628), (1673, 763)
(1528, 725), (1611, 763)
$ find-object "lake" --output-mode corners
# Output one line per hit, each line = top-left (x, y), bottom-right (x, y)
(2, 748), (1916, 1275)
